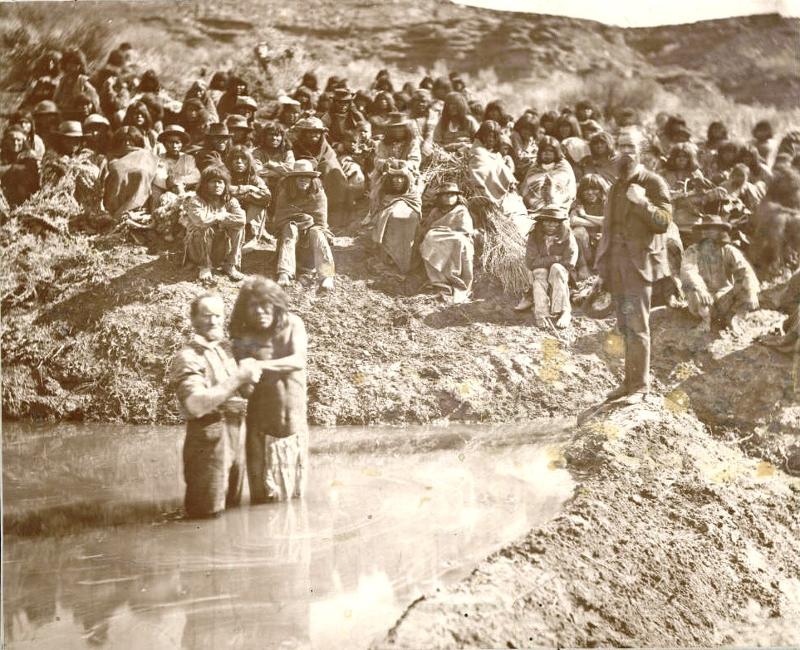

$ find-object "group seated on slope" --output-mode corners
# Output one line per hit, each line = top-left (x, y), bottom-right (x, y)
(3, 44), (799, 329)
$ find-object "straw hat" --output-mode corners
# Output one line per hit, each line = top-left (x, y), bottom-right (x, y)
(294, 117), (326, 132)
(692, 214), (732, 231)
(33, 100), (59, 115)
(157, 124), (191, 146)
(288, 159), (320, 177)
(83, 113), (111, 130)
(57, 121), (84, 138)
(225, 114), (253, 132)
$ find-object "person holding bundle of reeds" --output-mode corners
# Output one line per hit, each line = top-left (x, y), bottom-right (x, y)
(525, 205), (578, 329)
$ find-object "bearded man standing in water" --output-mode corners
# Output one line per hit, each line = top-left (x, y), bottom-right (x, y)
(229, 276), (309, 502)
(595, 131), (672, 405)
(169, 293), (262, 518)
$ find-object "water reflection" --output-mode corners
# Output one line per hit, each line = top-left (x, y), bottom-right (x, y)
(4, 423), (573, 649)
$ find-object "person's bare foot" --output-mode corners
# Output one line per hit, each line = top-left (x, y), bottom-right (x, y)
(277, 273), (291, 287)
(605, 384), (629, 402)
(555, 311), (571, 329)
(533, 316), (548, 328)
(197, 267), (213, 282)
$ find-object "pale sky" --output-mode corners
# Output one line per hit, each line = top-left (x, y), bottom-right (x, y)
(454, 0), (800, 27)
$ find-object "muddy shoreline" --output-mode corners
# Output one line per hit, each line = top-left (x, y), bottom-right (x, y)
(3, 232), (800, 646)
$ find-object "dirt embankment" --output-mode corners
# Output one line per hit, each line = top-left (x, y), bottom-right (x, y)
(3, 227), (800, 645)
(374, 400), (800, 648)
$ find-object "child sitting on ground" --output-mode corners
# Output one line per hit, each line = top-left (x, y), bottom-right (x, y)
(569, 173), (609, 281)
(525, 205), (578, 329)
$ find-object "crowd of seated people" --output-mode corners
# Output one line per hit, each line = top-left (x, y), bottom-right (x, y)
(3, 43), (799, 322)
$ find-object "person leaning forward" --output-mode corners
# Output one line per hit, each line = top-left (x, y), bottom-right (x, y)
(168, 294), (262, 519)
(595, 131), (672, 405)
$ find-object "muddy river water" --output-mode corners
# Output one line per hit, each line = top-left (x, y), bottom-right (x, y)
(3, 420), (574, 649)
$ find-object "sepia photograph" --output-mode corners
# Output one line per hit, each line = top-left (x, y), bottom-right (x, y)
(1, 0), (799, 647)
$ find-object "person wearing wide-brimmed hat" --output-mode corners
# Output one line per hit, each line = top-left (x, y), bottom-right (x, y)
(183, 164), (247, 282)
(419, 182), (476, 304)
(292, 117), (349, 216)
(525, 205), (578, 329)
(680, 213), (759, 332)
(272, 159), (335, 291)
(370, 160), (421, 275)
(225, 114), (255, 151)
(192, 122), (234, 172)
(151, 124), (200, 209)
(321, 87), (366, 146)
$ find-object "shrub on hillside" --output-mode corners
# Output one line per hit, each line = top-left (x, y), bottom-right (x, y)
(0, 5), (116, 91)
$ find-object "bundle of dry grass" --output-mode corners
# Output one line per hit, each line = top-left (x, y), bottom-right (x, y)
(10, 153), (104, 234)
(420, 146), (529, 295)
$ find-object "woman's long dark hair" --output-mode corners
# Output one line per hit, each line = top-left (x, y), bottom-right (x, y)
(257, 121), (291, 153)
(665, 142), (700, 172)
(225, 145), (260, 184)
(369, 91), (395, 117)
(440, 92), (471, 132)
(123, 101), (153, 131)
(197, 164), (232, 202)
(536, 135), (563, 165)
(229, 275), (290, 339)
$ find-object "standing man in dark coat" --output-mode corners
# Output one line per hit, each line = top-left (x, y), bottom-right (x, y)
(595, 131), (672, 405)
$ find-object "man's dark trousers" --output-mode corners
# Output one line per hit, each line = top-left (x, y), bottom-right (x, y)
(608, 241), (651, 393)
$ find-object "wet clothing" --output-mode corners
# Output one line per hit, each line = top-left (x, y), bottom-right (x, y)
(420, 204), (475, 302)
(596, 166), (672, 393)
(169, 335), (248, 518)
(233, 314), (309, 501)
(183, 194), (246, 272)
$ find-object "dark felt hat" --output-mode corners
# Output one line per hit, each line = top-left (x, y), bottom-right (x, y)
(225, 114), (253, 132)
(205, 123), (233, 139)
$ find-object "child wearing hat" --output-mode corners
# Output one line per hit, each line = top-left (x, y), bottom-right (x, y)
(525, 205), (578, 328)
(680, 214), (759, 332)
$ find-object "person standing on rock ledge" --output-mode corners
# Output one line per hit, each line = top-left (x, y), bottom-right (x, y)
(595, 131), (672, 405)
(169, 293), (262, 519)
